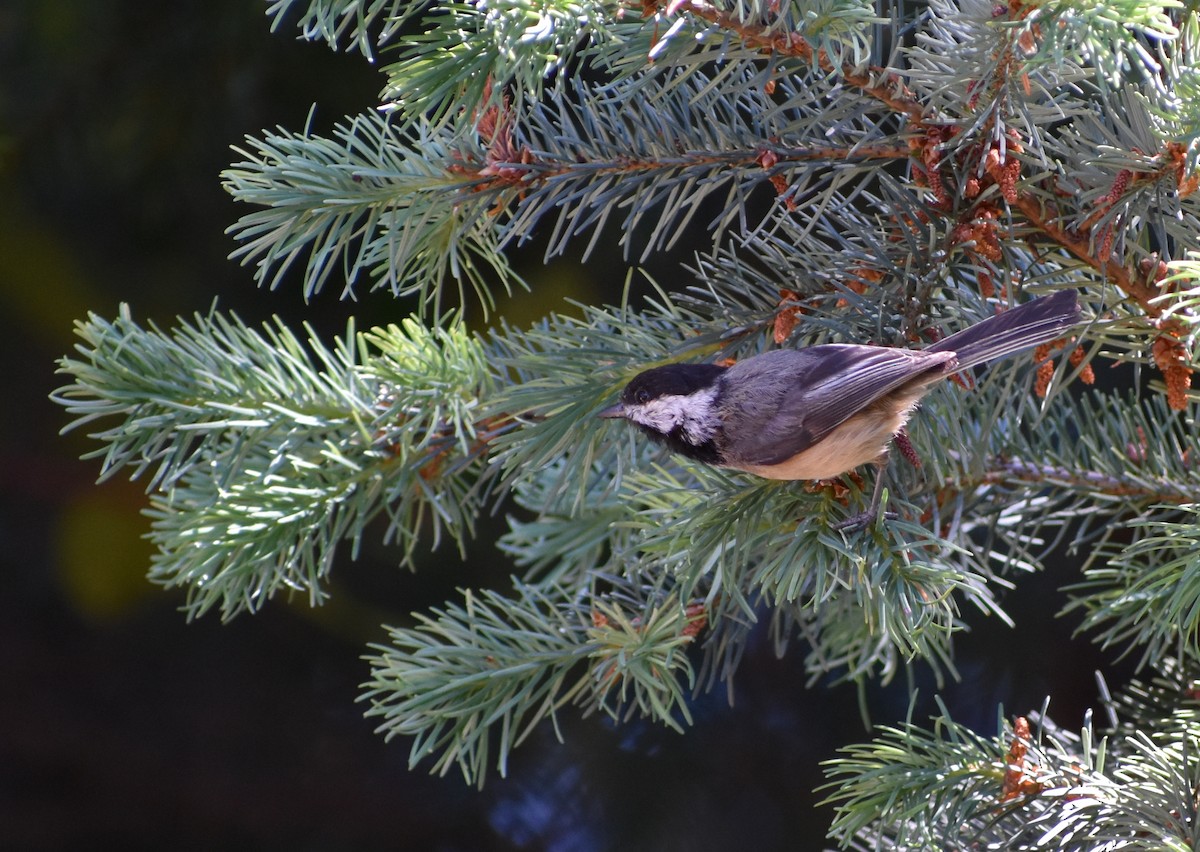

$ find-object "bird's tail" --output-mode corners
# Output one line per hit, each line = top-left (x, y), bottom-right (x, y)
(928, 289), (1080, 370)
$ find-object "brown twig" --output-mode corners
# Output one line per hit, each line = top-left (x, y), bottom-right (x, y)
(452, 140), (910, 198)
(656, 0), (927, 124)
(977, 457), (1197, 504)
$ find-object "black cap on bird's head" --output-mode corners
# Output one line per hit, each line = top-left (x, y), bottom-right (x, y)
(597, 362), (727, 420)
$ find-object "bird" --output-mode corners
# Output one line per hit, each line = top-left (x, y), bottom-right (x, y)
(598, 289), (1081, 530)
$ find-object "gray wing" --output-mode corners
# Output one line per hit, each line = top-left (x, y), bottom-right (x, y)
(717, 345), (953, 467)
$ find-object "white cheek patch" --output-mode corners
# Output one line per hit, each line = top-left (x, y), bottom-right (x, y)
(626, 387), (720, 444)
(626, 397), (686, 432)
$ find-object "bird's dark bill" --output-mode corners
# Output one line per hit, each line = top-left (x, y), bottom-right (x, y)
(597, 403), (626, 419)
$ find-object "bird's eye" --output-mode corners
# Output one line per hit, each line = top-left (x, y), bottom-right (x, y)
(633, 387), (651, 404)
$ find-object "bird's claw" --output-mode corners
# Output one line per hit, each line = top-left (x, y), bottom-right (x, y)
(833, 509), (898, 533)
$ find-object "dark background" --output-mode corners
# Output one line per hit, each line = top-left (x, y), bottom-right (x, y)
(1, 3), (1122, 849)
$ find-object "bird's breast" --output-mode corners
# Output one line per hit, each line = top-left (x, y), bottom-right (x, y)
(723, 393), (922, 480)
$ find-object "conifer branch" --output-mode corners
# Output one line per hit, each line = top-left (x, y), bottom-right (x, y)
(1067, 505), (1200, 669)
(657, 0), (925, 120)
(824, 700), (1200, 850)
(267, 0), (414, 59)
(52, 307), (498, 618)
(361, 579), (703, 785)
(49, 0), (1200, 836)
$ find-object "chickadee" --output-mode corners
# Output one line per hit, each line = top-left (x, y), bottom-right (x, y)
(599, 289), (1080, 529)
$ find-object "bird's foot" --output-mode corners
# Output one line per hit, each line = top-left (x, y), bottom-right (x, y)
(833, 508), (897, 533)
